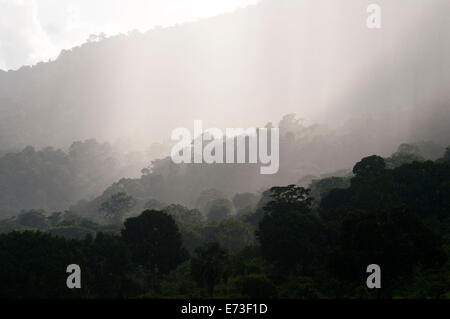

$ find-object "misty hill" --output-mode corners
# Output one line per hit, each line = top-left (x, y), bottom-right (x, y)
(0, 0), (449, 154)
(69, 133), (446, 223)
(0, 112), (444, 220)
(0, 139), (165, 217)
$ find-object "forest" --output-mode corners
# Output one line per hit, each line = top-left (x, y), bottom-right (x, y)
(1, 0), (450, 301)
(1, 142), (449, 299)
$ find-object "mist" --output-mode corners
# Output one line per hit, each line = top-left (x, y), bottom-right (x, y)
(0, 0), (448, 151)
(2, 1), (450, 303)
(0, 0), (450, 216)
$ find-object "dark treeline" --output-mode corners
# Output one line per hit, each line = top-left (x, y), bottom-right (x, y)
(1, 150), (449, 299)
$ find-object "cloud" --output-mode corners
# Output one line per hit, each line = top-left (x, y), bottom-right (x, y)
(0, 55), (6, 70)
(0, 0), (259, 71)
(0, 0), (58, 70)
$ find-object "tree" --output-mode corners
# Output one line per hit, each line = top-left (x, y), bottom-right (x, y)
(385, 144), (426, 169)
(191, 242), (231, 298)
(233, 193), (258, 213)
(310, 177), (350, 201)
(437, 147), (450, 163)
(239, 274), (278, 299)
(83, 233), (135, 298)
(122, 210), (188, 275)
(258, 209), (326, 273)
(215, 219), (254, 253)
(263, 185), (313, 214)
(48, 212), (63, 226)
(195, 189), (227, 213)
(144, 199), (166, 211)
(240, 274), (278, 299)
(17, 210), (49, 229)
(328, 207), (447, 297)
(353, 155), (386, 177)
(0, 231), (87, 299)
(163, 204), (204, 227)
(100, 192), (135, 224)
(207, 199), (234, 223)
(257, 185), (326, 272)
(279, 276), (321, 299)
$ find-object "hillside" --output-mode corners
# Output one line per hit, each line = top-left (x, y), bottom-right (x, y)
(0, 0), (449, 153)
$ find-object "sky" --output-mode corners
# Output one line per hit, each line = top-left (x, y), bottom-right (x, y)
(0, 0), (259, 71)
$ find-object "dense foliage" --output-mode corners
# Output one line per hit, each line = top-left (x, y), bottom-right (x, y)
(1, 152), (450, 299)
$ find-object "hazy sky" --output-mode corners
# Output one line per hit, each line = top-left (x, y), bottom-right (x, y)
(0, 0), (259, 71)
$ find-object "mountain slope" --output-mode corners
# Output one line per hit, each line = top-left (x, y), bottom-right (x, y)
(0, 0), (449, 154)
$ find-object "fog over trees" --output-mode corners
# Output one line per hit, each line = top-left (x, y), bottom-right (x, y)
(0, 0), (449, 217)
(0, 0), (449, 151)
(1, 0), (450, 299)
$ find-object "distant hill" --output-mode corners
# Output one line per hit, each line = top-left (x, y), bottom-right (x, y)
(0, 0), (449, 153)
